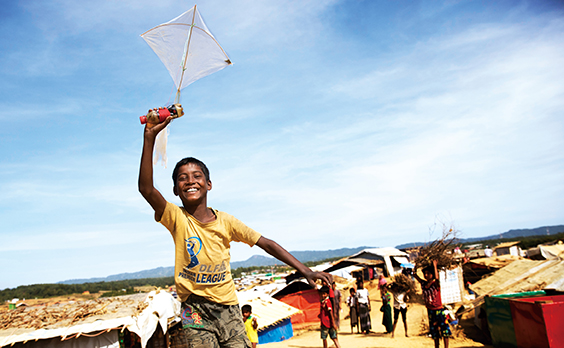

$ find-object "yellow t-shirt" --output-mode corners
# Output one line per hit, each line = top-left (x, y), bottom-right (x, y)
(159, 202), (261, 305)
(245, 316), (259, 343)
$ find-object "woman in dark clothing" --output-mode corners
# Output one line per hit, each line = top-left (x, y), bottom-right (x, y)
(381, 284), (393, 334)
(347, 287), (360, 333)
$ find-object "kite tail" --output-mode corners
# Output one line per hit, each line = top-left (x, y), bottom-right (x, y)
(154, 126), (169, 167)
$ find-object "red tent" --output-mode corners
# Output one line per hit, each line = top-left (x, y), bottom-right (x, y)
(275, 289), (320, 325)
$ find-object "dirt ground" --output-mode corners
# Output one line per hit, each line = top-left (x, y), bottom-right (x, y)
(263, 285), (493, 348)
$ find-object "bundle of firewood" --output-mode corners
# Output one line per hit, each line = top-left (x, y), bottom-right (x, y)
(391, 273), (417, 294)
(414, 223), (458, 270)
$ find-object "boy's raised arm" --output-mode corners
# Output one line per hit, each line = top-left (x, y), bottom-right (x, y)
(412, 264), (425, 283)
(255, 236), (333, 288)
(138, 117), (172, 220)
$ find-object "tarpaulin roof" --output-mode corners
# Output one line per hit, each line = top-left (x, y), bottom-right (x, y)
(527, 244), (564, 260)
(0, 291), (180, 348)
(349, 247), (409, 258)
(236, 292), (300, 331)
(493, 241), (521, 250)
(470, 259), (564, 296)
(546, 278), (564, 292)
(468, 254), (521, 269)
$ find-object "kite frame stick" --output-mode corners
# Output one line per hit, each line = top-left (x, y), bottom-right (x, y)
(175, 5), (197, 103)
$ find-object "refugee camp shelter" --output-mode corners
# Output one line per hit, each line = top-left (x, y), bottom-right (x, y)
(236, 291), (300, 344)
(347, 247), (409, 277)
(526, 243), (564, 260)
(493, 241), (523, 257)
(465, 258), (564, 347)
(315, 258), (383, 282)
(484, 292), (564, 348)
(327, 265), (365, 279)
(270, 280), (319, 326)
(470, 259), (564, 296)
(0, 290), (180, 348)
(462, 254), (520, 284)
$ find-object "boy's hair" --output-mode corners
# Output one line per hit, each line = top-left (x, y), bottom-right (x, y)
(241, 304), (252, 313)
(319, 286), (330, 295)
(172, 157), (210, 184)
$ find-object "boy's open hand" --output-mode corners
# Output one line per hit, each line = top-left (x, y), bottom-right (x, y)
(143, 114), (173, 140)
(304, 270), (333, 289)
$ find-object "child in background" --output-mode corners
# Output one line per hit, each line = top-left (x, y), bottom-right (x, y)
(356, 281), (372, 334)
(347, 287), (360, 334)
(389, 282), (409, 338)
(414, 260), (451, 348)
(319, 286), (341, 348)
(378, 274), (387, 294)
(241, 305), (258, 348)
(331, 281), (341, 329)
(380, 284), (393, 334)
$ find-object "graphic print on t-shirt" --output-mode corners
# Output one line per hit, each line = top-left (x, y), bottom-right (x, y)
(179, 236), (230, 284)
(185, 236), (202, 269)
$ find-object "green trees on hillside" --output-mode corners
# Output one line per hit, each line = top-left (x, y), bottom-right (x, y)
(0, 277), (174, 302)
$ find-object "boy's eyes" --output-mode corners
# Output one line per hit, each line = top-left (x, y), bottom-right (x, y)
(178, 173), (203, 180)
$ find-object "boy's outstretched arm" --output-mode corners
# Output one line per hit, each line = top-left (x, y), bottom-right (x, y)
(138, 117), (172, 220)
(255, 236), (332, 288)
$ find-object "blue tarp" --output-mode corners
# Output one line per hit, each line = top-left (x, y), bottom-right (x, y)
(258, 318), (293, 344)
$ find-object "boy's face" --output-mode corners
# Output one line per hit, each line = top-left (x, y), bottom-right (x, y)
(242, 310), (251, 320)
(173, 163), (212, 206)
(320, 292), (329, 301)
(424, 271), (433, 281)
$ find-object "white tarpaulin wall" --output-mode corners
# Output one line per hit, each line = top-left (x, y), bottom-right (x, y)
(127, 290), (181, 348)
(348, 247), (410, 277)
(10, 331), (119, 348)
(330, 265), (364, 279)
(439, 266), (464, 304)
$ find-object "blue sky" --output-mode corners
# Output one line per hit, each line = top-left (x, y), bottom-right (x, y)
(1, 0), (563, 290)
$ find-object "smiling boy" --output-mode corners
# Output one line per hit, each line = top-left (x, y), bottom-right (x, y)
(138, 117), (332, 347)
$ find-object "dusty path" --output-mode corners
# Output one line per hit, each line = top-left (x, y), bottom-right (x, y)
(263, 298), (492, 348)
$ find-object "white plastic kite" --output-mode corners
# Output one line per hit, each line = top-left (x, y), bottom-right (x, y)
(141, 5), (232, 164)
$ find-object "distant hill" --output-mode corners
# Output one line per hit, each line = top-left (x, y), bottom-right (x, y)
(395, 224), (564, 249)
(58, 246), (373, 285)
(58, 266), (175, 285)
